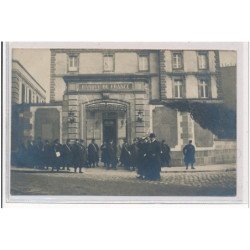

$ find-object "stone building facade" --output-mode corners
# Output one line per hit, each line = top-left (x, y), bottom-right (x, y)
(12, 49), (236, 165)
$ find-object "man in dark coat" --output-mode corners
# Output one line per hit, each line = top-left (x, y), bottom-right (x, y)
(78, 139), (87, 172)
(145, 133), (161, 180)
(34, 137), (44, 169)
(136, 138), (148, 179)
(107, 140), (117, 170)
(62, 139), (72, 171)
(27, 140), (36, 168)
(51, 139), (62, 172)
(130, 138), (138, 171)
(119, 139), (131, 170)
(72, 139), (80, 172)
(160, 140), (171, 167)
(43, 140), (52, 170)
(183, 140), (196, 170)
(100, 142), (109, 168)
(88, 139), (99, 168)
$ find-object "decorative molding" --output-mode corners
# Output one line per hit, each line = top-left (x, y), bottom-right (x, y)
(63, 73), (156, 83)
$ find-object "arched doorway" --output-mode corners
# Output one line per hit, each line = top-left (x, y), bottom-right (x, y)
(84, 100), (130, 146)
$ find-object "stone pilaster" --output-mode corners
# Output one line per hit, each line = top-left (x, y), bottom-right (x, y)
(67, 94), (80, 140)
(50, 50), (56, 102)
(159, 50), (167, 100)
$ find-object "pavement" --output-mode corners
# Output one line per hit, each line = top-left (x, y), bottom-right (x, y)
(11, 163), (236, 174)
(10, 164), (236, 196)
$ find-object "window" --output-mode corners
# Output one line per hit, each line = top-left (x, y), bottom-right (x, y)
(172, 52), (183, 69)
(103, 55), (114, 72)
(68, 55), (78, 72)
(36, 96), (39, 103)
(21, 84), (25, 103)
(199, 79), (209, 98)
(138, 55), (149, 71)
(198, 52), (208, 69)
(174, 79), (184, 98)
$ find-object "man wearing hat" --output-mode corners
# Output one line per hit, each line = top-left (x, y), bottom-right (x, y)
(145, 133), (161, 180)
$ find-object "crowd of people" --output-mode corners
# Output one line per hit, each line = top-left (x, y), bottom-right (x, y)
(13, 133), (195, 181)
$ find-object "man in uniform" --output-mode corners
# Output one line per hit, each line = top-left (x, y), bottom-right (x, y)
(88, 139), (99, 168)
(183, 140), (196, 170)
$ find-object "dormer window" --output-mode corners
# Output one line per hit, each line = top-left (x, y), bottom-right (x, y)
(68, 55), (78, 72)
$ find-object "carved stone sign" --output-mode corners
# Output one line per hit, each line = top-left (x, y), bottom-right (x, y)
(77, 82), (133, 91)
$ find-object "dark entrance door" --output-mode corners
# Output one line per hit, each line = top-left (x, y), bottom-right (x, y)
(103, 119), (117, 144)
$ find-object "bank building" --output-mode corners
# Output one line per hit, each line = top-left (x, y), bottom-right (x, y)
(12, 49), (236, 166)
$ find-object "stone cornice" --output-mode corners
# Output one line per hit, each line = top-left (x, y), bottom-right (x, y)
(63, 73), (158, 83)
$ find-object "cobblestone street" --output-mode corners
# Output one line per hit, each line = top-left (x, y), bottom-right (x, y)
(10, 164), (236, 196)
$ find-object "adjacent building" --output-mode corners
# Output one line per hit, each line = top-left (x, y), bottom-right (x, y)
(12, 60), (46, 104)
(11, 60), (46, 150)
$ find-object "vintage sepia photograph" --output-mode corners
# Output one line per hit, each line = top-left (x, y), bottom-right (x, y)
(4, 42), (243, 202)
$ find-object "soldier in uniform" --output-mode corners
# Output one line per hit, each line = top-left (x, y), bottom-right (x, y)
(62, 139), (72, 171)
(145, 133), (161, 181)
(88, 139), (99, 168)
(119, 139), (131, 170)
(183, 140), (196, 170)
